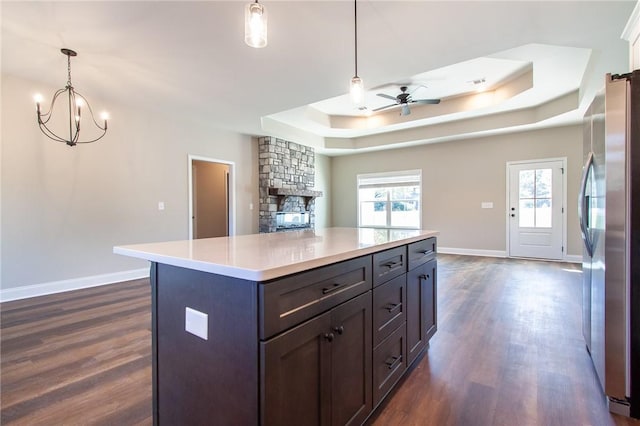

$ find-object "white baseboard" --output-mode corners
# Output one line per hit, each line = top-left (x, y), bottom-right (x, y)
(438, 247), (507, 258)
(438, 247), (582, 264)
(564, 254), (582, 264)
(0, 268), (150, 303)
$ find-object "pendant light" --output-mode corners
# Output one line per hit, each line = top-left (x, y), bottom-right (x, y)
(245, 0), (267, 48)
(350, 0), (364, 105)
(34, 48), (108, 147)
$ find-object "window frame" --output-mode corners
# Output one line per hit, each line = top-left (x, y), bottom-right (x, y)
(356, 169), (422, 230)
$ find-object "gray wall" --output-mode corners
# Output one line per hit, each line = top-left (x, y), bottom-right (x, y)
(330, 125), (583, 257)
(1, 73), (259, 290)
(314, 153), (332, 229)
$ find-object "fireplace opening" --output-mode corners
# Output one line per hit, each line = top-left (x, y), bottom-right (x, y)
(276, 212), (310, 231)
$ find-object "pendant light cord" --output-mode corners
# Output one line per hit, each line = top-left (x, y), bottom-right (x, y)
(354, 0), (358, 77)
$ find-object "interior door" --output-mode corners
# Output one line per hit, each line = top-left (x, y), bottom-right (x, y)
(192, 160), (230, 239)
(508, 160), (564, 260)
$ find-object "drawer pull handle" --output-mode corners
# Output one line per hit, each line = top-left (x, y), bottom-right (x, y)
(419, 249), (432, 255)
(419, 274), (430, 280)
(385, 303), (401, 313)
(324, 333), (335, 342)
(382, 261), (402, 269)
(384, 355), (402, 370)
(322, 283), (344, 294)
(333, 325), (344, 335)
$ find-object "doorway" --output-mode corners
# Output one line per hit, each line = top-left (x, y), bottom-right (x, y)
(506, 158), (566, 260)
(188, 155), (235, 239)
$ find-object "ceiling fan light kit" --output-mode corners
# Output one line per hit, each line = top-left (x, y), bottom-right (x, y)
(34, 48), (108, 147)
(245, 0), (267, 48)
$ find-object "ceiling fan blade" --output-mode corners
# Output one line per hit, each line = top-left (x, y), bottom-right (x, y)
(376, 93), (398, 101)
(371, 103), (396, 112)
(411, 99), (441, 105)
(400, 104), (411, 116)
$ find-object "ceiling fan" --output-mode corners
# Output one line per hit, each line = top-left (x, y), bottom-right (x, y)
(372, 86), (440, 116)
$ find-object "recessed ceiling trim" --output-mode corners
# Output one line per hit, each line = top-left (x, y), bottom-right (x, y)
(324, 89), (578, 151)
(325, 65), (533, 131)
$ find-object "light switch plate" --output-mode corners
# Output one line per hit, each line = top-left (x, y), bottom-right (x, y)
(185, 307), (208, 340)
(481, 202), (494, 209)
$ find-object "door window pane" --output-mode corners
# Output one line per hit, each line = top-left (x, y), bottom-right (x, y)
(535, 169), (552, 198)
(535, 198), (552, 228)
(519, 199), (535, 227)
(519, 170), (535, 198)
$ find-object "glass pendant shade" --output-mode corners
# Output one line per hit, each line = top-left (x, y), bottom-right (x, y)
(245, 2), (267, 48)
(350, 75), (364, 105)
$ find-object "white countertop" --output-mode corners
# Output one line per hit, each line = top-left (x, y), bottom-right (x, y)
(114, 227), (438, 281)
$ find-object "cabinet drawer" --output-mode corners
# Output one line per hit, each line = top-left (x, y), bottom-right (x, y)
(373, 323), (407, 406)
(373, 246), (407, 287)
(408, 237), (437, 270)
(259, 255), (372, 340)
(373, 274), (406, 346)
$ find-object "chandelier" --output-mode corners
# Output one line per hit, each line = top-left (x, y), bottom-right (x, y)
(34, 48), (108, 147)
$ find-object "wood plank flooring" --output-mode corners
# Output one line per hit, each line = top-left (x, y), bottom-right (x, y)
(1, 255), (638, 425)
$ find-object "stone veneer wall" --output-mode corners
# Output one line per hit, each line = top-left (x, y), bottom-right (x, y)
(258, 136), (317, 233)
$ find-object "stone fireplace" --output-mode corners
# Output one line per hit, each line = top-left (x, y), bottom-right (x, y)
(258, 136), (322, 233)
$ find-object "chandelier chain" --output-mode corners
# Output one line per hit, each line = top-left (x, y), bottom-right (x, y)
(67, 54), (72, 88)
(354, 0), (358, 77)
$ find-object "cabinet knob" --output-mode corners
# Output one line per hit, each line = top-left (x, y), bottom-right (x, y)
(332, 326), (344, 335)
(324, 333), (335, 342)
(419, 274), (430, 280)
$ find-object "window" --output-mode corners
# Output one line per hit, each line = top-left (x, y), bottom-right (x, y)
(357, 170), (421, 229)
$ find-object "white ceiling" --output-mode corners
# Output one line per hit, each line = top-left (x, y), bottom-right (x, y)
(1, 1), (636, 156)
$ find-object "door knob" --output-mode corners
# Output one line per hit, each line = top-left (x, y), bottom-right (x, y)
(511, 214), (515, 217)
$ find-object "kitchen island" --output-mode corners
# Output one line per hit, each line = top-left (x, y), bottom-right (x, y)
(114, 227), (438, 426)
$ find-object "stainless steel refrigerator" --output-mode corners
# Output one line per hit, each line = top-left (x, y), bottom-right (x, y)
(579, 70), (639, 419)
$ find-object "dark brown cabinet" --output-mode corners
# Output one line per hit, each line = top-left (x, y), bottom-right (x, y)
(261, 291), (372, 426)
(150, 237), (437, 426)
(406, 257), (437, 366)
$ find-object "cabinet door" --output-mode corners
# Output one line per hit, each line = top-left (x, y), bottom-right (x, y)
(330, 292), (373, 426)
(423, 258), (437, 342)
(373, 274), (406, 346)
(406, 258), (437, 366)
(261, 312), (332, 426)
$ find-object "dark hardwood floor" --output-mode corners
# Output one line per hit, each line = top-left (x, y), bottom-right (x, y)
(1, 255), (638, 425)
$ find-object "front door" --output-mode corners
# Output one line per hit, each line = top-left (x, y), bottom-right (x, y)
(507, 159), (565, 260)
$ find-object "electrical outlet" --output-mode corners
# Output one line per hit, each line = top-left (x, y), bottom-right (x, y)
(158, 201), (165, 211)
(481, 202), (494, 209)
(185, 307), (208, 340)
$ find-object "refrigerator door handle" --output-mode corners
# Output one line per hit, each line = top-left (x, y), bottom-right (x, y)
(578, 151), (594, 257)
